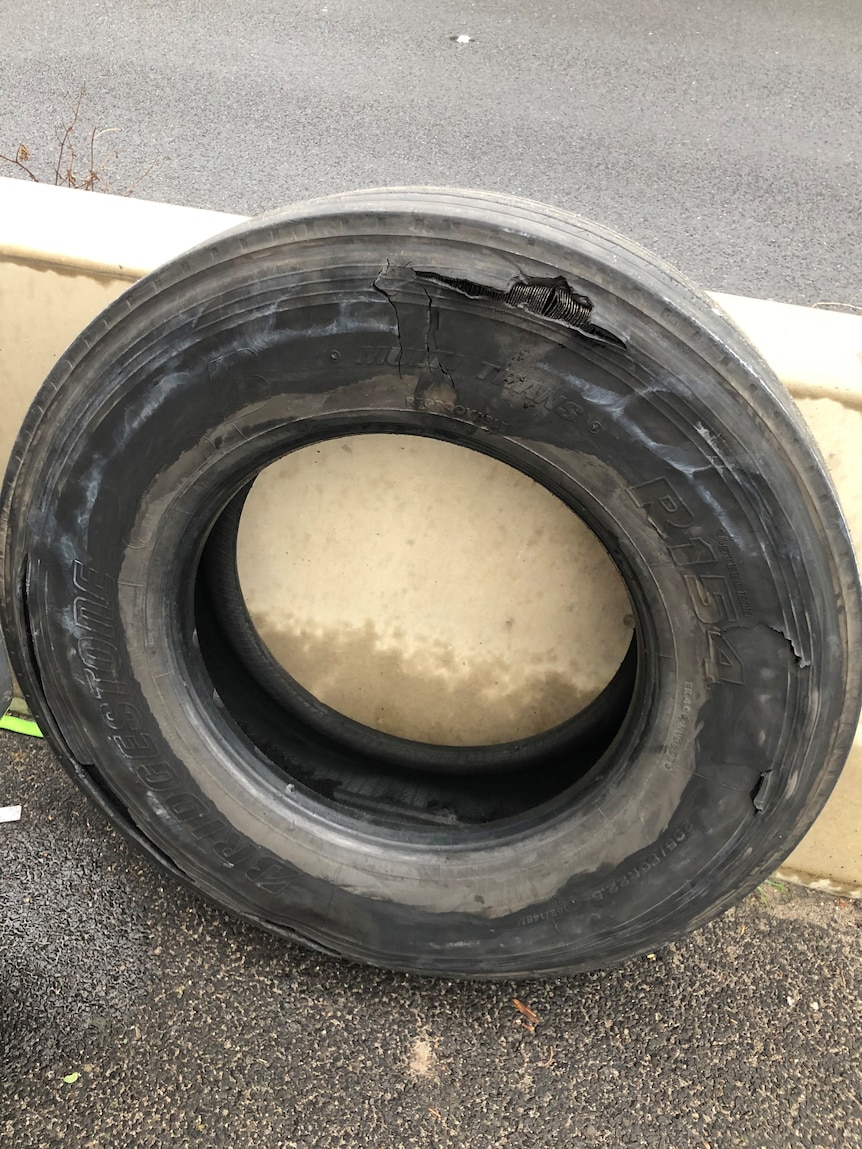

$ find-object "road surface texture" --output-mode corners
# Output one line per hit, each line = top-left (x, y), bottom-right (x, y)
(2, 731), (861, 1146)
(1, 0), (861, 305)
(2, 2), (862, 1147)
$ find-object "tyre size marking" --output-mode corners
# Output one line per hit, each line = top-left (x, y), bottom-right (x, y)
(404, 395), (509, 432)
(70, 560), (295, 897)
(354, 344), (601, 430)
(517, 899), (574, 927)
(661, 681), (694, 771)
(714, 530), (753, 616)
(590, 821), (695, 903)
(626, 479), (747, 685)
(516, 820), (697, 921)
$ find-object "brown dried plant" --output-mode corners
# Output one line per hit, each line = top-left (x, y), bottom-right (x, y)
(0, 88), (163, 196)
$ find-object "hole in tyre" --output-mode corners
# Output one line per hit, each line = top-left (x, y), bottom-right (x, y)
(194, 434), (641, 830)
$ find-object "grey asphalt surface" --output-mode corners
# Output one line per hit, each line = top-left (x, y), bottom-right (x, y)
(2, 729), (861, 1148)
(1, 0), (861, 305)
(2, 3), (862, 1147)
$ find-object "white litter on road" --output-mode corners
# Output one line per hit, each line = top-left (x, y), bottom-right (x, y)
(0, 804), (22, 822)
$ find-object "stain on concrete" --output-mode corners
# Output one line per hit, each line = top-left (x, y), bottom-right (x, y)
(236, 434), (634, 746)
(252, 614), (615, 745)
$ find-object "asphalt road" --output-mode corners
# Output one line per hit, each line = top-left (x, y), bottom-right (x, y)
(2, 731), (861, 1149)
(0, 0), (860, 305)
(2, 4), (862, 1146)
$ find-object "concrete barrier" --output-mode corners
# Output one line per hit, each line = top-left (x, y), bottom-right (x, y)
(1, 176), (860, 895)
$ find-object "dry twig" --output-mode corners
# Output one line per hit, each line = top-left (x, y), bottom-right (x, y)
(513, 998), (541, 1033)
(0, 143), (39, 182)
(0, 87), (163, 195)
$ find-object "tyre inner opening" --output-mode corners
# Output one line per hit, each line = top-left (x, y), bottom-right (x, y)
(194, 434), (640, 829)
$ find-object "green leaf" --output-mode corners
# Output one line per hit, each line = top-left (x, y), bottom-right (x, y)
(63, 1072), (80, 1084)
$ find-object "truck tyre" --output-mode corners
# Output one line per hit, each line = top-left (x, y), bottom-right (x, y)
(2, 188), (859, 977)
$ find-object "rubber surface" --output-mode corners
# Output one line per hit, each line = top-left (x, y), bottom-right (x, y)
(0, 622), (11, 715)
(2, 189), (860, 977)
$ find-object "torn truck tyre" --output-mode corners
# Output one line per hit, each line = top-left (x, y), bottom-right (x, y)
(1, 188), (860, 978)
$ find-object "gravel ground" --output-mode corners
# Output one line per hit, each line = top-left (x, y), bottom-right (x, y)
(1, 730), (861, 1148)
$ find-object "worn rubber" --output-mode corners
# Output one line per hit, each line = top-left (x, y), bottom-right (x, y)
(0, 621), (11, 716)
(1, 188), (860, 978)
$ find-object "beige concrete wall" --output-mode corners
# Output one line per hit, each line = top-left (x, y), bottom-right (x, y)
(1, 177), (860, 895)
(238, 436), (633, 746)
(0, 260), (132, 466)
